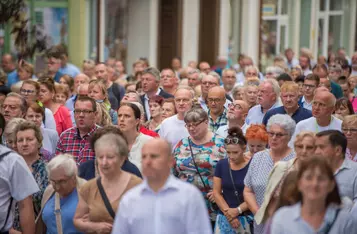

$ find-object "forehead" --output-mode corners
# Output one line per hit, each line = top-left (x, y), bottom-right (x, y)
(75, 100), (93, 109)
(118, 105), (134, 115)
(95, 64), (106, 71)
(314, 92), (330, 103)
(223, 70), (235, 76)
(17, 128), (35, 136)
(161, 69), (174, 76)
(315, 135), (330, 145)
(175, 89), (191, 98)
(208, 89), (225, 98)
(247, 68), (257, 73)
(142, 73), (155, 79)
(22, 83), (36, 89)
(259, 82), (272, 91)
(202, 75), (218, 83)
(4, 96), (21, 105)
(200, 62), (209, 68)
(269, 124), (285, 132)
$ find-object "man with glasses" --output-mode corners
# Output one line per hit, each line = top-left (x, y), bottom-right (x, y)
(221, 68), (237, 98)
(207, 86), (228, 132)
(56, 96), (99, 165)
(1, 92), (27, 123)
(299, 74), (320, 111)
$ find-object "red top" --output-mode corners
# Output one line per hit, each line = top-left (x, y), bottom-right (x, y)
(139, 126), (159, 138)
(54, 105), (73, 136)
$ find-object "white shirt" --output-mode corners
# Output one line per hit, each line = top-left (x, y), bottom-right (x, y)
(303, 68), (312, 76)
(144, 89), (161, 120)
(216, 123), (249, 138)
(300, 96), (313, 111)
(158, 115), (189, 151)
(112, 175), (212, 234)
(245, 102), (282, 125)
(41, 108), (56, 131)
(129, 133), (153, 171)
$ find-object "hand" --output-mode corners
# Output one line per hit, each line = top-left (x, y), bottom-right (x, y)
(9, 228), (21, 234)
(230, 218), (241, 229)
(224, 207), (239, 221)
(94, 222), (113, 234)
(207, 191), (215, 203)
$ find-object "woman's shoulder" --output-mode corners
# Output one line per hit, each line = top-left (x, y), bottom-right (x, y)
(273, 203), (299, 221)
(127, 173), (143, 187)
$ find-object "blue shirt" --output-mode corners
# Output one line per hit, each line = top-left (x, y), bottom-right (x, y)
(112, 175), (212, 234)
(245, 102), (282, 125)
(59, 63), (80, 78)
(6, 70), (19, 87)
(262, 106), (312, 125)
(54, 71), (65, 83)
(42, 188), (83, 234)
(335, 159), (357, 202)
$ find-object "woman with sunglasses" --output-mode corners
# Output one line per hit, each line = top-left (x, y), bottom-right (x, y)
(243, 114), (296, 234)
(213, 127), (253, 233)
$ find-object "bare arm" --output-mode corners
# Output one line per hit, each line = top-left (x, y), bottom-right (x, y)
(19, 196), (35, 234)
(213, 177), (230, 211)
(243, 186), (259, 215)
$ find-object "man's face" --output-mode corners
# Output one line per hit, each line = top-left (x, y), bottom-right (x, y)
(201, 75), (219, 96)
(134, 63), (145, 73)
(245, 68), (258, 78)
(340, 83), (350, 98)
(257, 83), (276, 108)
(187, 72), (200, 87)
(281, 91), (299, 110)
(95, 64), (108, 81)
(285, 50), (294, 61)
(207, 89), (225, 115)
(199, 62), (211, 74)
(227, 100), (247, 121)
(328, 70), (341, 81)
(315, 136), (337, 163)
(313, 68), (328, 79)
(174, 89), (193, 114)
(303, 79), (318, 97)
(2, 96), (24, 122)
(47, 57), (61, 73)
(160, 70), (177, 88)
(222, 71), (236, 91)
(245, 86), (258, 104)
(74, 100), (96, 131)
(242, 58), (253, 69)
(312, 92), (334, 119)
(171, 58), (181, 71)
(74, 75), (88, 92)
(1, 55), (13, 72)
(142, 73), (159, 93)
(319, 78), (332, 91)
(299, 56), (309, 69)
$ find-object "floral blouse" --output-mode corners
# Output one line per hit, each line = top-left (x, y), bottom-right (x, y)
(13, 158), (49, 231)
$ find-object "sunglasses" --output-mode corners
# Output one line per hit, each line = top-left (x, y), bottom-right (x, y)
(224, 137), (240, 145)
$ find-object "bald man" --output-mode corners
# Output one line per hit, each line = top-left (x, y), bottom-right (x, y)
(291, 90), (342, 145)
(217, 100), (249, 137)
(207, 86), (228, 132)
(112, 139), (212, 234)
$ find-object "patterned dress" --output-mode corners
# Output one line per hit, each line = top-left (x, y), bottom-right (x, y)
(13, 158), (49, 231)
(174, 134), (227, 220)
(244, 149), (295, 234)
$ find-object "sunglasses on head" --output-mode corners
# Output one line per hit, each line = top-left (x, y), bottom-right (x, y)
(224, 137), (240, 145)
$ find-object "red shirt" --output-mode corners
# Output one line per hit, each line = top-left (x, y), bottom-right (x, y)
(139, 126), (159, 138)
(54, 105), (73, 136)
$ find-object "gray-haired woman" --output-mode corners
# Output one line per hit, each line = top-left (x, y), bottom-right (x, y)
(35, 154), (86, 234)
(243, 114), (296, 234)
(173, 107), (227, 227)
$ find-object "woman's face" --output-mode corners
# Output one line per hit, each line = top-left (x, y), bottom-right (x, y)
(25, 108), (43, 127)
(335, 104), (351, 117)
(126, 84), (136, 93)
(245, 86), (258, 104)
(38, 84), (53, 104)
(88, 84), (105, 101)
(82, 64), (95, 78)
(268, 124), (290, 150)
(290, 69), (300, 80)
(149, 101), (161, 118)
(117, 106), (140, 133)
(247, 139), (266, 154)
(16, 129), (40, 158)
(226, 144), (245, 164)
(96, 145), (124, 176)
(59, 78), (70, 90)
(49, 166), (76, 197)
(20, 83), (37, 103)
(298, 167), (334, 203)
(55, 93), (67, 105)
(295, 136), (315, 162)
(185, 119), (208, 140)
(18, 69), (31, 81)
(342, 123), (357, 147)
(233, 89), (244, 101)
(161, 102), (175, 119)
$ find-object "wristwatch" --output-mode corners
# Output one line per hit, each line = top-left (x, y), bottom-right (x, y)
(237, 206), (242, 215)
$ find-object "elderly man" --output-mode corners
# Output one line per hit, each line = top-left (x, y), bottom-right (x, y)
(56, 96), (99, 165)
(199, 61), (211, 74)
(161, 68), (179, 96)
(263, 82), (312, 125)
(65, 73), (90, 111)
(245, 79), (281, 125)
(112, 138), (212, 234)
(217, 100), (249, 137)
(221, 68), (237, 98)
(139, 67), (173, 120)
(1, 92), (27, 123)
(207, 86), (228, 132)
(315, 130), (357, 202)
(187, 69), (201, 88)
(159, 86), (193, 150)
(299, 74), (320, 111)
(2, 54), (18, 87)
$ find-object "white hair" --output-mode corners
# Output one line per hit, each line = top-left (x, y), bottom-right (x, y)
(267, 114), (296, 139)
(94, 133), (128, 159)
(46, 154), (78, 178)
(4, 118), (26, 138)
(244, 65), (260, 75)
(207, 71), (221, 83)
(265, 66), (285, 78)
(175, 85), (195, 99)
(262, 79), (281, 99)
(222, 68), (237, 77)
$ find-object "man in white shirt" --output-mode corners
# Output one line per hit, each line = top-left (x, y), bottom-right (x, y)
(159, 86), (193, 150)
(221, 68), (237, 97)
(299, 54), (312, 76)
(112, 138), (212, 234)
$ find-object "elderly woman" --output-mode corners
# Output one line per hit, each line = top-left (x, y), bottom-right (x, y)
(3, 118), (26, 150)
(73, 133), (142, 233)
(145, 95), (164, 131)
(243, 114), (296, 234)
(174, 107), (226, 225)
(343, 115), (357, 162)
(35, 154), (86, 234)
(244, 83), (259, 109)
(271, 157), (355, 233)
(12, 121), (49, 233)
(231, 85), (245, 101)
(244, 124), (269, 159)
(255, 131), (316, 225)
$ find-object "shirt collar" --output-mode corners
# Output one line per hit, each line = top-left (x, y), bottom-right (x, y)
(144, 88), (161, 100)
(208, 107), (227, 118)
(141, 175), (179, 194)
(75, 125), (98, 138)
(335, 158), (352, 174)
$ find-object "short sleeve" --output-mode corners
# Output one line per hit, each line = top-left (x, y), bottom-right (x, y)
(244, 154), (257, 188)
(214, 159), (224, 178)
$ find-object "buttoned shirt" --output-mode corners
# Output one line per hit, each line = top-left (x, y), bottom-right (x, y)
(335, 158), (357, 202)
(208, 108), (228, 132)
(55, 125), (99, 165)
(346, 148), (357, 162)
(112, 175), (212, 234)
(299, 96), (313, 111)
(144, 88), (161, 120)
(245, 102), (281, 125)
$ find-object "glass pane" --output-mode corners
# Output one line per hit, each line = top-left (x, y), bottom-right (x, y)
(260, 20), (277, 71)
(320, 0), (326, 11)
(262, 0), (278, 16)
(280, 25), (286, 53)
(330, 0), (342, 11)
(88, 0), (97, 60)
(281, 0), (288, 15)
(328, 15), (342, 53)
(318, 18), (324, 56)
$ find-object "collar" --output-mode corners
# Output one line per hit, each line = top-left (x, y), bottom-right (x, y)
(260, 101), (279, 113)
(292, 202), (339, 224)
(208, 107), (227, 118)
(284, 105), (301, 116)
(74, 125), (98, 138)
(335, 158), (352, 175)
(141, 175), (179, 194)
(144, 88), (161, 100)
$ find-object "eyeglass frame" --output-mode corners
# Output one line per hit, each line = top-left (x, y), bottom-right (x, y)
(185, 119), (206, 129)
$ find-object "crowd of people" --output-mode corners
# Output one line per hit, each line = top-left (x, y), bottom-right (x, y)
(0, 44), (357, 234)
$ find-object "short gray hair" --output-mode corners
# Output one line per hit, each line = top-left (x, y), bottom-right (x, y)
(46, 154), (78, 178)
(266, 66), (285, 78)
(222, 68), (237, 77)
(267, 114), (296, 138)
(207, 71), (221, 83)
(175, 85), (195, 99)
(263, 79), (280, 99)
(231, 85), (244, 98)
(142, 67), (161, 81)
(244, 65), (260, 75)
(94, 133), (129, 159)
(4, 118), (26, 140)
(6, 92), (27, 114)
(184, 107), (208, 123)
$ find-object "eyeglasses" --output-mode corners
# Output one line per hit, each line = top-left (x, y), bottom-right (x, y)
(207, 98), (222, 103)
(342, 128), (357, 133)
(74, 109), (95, 115)
(228, 103), (242, 110)
(175, 98), (190, 104)
(20, 89), (36, 94)
(224, 137), (240, 144)
(267, 132), (288, 138)
(50, 177), (73, 186)
(303, 84), (316, 89)
(185, 119), (205, 129)
(202, 81), (218, 86)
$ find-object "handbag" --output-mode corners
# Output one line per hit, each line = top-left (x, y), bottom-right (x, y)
(188, 137), (218, 212)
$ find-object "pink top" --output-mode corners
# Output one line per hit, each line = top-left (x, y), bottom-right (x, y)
(351, 96), (357, 113)
(54, 105), (73, 136)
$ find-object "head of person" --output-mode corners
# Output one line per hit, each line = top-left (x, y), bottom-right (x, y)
(227, 100), (249, 123)
(95, 102), (111, 127)
(335, 97), (354, 117)
(115, 60), (126, 74)
(312, 90), (336, 119)
(265, 66), (284, 79)
(4, 118), (26, 150)
(342, 115), (357, 148)
(77, 83), (89, 96)
(231, 85), (245, 101)
(222, 69), (237, 91)
(18, 61), (34, 81)
(59, 74), (74, 94)
(337, 77), (351, 98)
(47, 154), (78, 197)
(125, 82), (137, 93)
(257, 79), (280, 109)
(315, 130), (347, 163)
(149, 95), (164, 119)
(88, 79), (108, 102)
(313, 64), (329, 79)
(280, 81), (299, 110)
(25, 102), (45, 128)
(141, 67), (160, 94)
(290, 66), (302, 81)
(198, 61), (211, 74)
(201, 72), (220, 97)
(1, 54), (16, 73)
(244, 83), (259, 106)
(303, 74), (319, 98)
(187, 69), (201, 87)
(15, 121), (43, 158)
(299, 54), (311, 70)
(244, 65), (259, 78)
(276, 73), (293, 87)
(184, 107), (209, 140)
(94, 63), (109, 81)
(141, 138), (173, 181)
(171, 56), (181, 71)
(285, 48), (294, 61)
(161, 98), (177, 120)
(240, 56), (253, 70)
(20, 80), (40, 104)
(38, 77), (56, 104)
(174, 86), (194, 116)
(348, 76), (357, 90)
(161, 68), (178, 89)
(117, 102), (141, 134)
(266, 114), (296, 151)
(121, 91), (141, 104)
(46, 49), (62, 74)
(294, 131), (316, 163)
(74, 96), (97, 132)
(2, 92), (27, 123)
(328, 64), (342, 82)
(73, 73), (90, 94)
(0, 113), (5, 138)
(294, 75), (305, 97)
(82, 59), (96, 78)
(296, 156), (341, 207)
(224, 127), (247, 163)
(54, 84), (70, 105)
(245, 124), (268, 155)
(207, 86), (226, 116)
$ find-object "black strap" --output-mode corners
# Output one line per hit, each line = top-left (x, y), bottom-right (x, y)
(325, 208), (340, 234)
(227, 159), (242, 206)
(0, 151), (13, 232)
(96, 177), (115, 219)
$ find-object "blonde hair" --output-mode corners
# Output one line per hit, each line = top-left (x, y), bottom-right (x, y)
(88, 79), (110, 104)
(280, 81), (299, 93)
(342, 115), (357, 127)
(294, 131), (316, 147)
(96, 102), (112, 127)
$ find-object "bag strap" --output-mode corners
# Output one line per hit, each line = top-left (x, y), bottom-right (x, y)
(227, 159), (242, 206)
(188, 137), (210, 191)
(0, 150), (14, 232)
(325, 208), (341, 234)
(54, 193), (63, 234)
(96, 177), (116, 219)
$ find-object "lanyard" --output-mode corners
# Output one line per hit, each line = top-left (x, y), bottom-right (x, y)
(315, 116), (333, 132)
